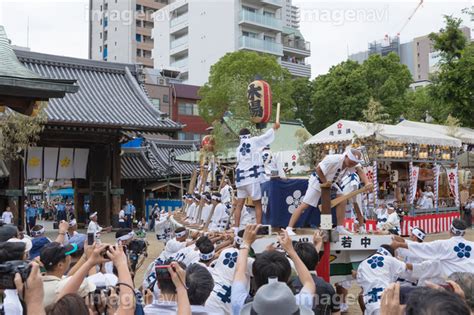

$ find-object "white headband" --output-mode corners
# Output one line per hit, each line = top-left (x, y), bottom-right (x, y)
(69, 219), (77, 227)
(239, 135), (251, 140)
(89, 212), (97, 219)
(377, 247), (392, 257)
(199, 250), (215, 261)
(211, 195), (221, 202)
(345, 148), (363, 163)
(175, 230), (187, 238)
(202, 195), (211, 202)
(451, 224), (466, 236)
(31, 227), (45, 237)
(117, 231), (134, 242)
(411, 227), (426, 241)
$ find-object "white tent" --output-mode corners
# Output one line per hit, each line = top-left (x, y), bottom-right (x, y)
(397, 120), (474, 145)
(305, 120), (462, 148)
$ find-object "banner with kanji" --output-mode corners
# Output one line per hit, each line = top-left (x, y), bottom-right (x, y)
(409, 164), (419, 204)
(447, 167), (460, 207)
(363, 162), (378, 208)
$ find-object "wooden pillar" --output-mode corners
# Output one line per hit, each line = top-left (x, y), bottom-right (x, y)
(317, 185), (332, 282)
(110, 141), (122, 227)
(7, 159), (24, 226)
(89, 144), (110, 227)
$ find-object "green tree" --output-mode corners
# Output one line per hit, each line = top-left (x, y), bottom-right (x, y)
(0, 105), (47, 160)
(363, 97), (391, 124)
(429, 16), (467, 63)
(405, 87), (445, 122)
(311, 60), (370, 133)
(198, 51), (294, 124)
(291, 77), (314, 133)
(429, 16), (474, 127)
(361, 53), (413, 120)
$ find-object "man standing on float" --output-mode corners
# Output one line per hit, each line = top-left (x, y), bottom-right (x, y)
(233, 122), (280, 234)
(285, 147), (373, 236)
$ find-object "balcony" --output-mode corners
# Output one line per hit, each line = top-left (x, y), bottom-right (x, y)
(136, 56), (154, 68)
(137, 0), (166, 11)
(171, 57), (188, 70)
(283, 39), (311, 57)
(239, 10), (282, 31)
(281, 60), (311, 78)
(137, 41), (154, 51)
(261, 0), (283, 8)
(136, 26), (152, 36)
(171, 35), (188, 49)
(239, 36), (283, 56)
(170, 13), (188, 28)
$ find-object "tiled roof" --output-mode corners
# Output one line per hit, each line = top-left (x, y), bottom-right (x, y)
(121, 139), (198, 180)
(15, 49), (182, 131)
(121, 150), (158, 180)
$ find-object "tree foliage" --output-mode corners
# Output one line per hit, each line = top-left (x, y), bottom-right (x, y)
(198, 51), (295, 125)
(290, 77), (314, 133)
(363, 98), (391, 124)
(310, 60), (370, 133)
(429, 16), (474, 128)
(0, 105), (47, 160)
(429, 15), (467, 63)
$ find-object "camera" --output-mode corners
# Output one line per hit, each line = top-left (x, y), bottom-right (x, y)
(128, 239), (148, 272)
(0, 261), (32, 290)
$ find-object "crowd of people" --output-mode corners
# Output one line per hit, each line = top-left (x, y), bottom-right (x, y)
(0, 199), (472, 315)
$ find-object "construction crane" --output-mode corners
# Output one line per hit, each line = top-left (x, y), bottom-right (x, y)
(397, 0), (424, 36)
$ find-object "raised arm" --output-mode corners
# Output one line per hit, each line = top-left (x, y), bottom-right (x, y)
(54, 220), (69, 244)
(108, 244), (135, 315)
(279, 230), (316, 294)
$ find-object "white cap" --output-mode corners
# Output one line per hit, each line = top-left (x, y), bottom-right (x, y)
(89, 212), (98, 219)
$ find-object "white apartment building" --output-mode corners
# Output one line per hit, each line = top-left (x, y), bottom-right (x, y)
(152, 0), (311, 85)
(282, 0), (300, 29)
(89, 0), (167, 68)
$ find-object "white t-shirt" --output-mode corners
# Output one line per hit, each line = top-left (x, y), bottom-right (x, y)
(3, 289), (22, 315)
(87, 221), (103, 237)
(2, 211), (13, 224)
(309, 154), (360, 191)
(119, 209), (125, 222)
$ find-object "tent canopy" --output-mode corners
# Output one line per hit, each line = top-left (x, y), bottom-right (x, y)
(305, 120), (462, 148)
(50, 188), (74, 198)
(398, 120), (474, 145)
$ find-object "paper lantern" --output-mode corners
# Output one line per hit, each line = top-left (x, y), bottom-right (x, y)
(201, 135), (215, 152)
(247, 80), (272, 124)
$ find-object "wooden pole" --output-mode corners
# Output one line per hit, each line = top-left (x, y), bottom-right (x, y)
(276, 102), (281, 124)
(203, 203), (218, 230)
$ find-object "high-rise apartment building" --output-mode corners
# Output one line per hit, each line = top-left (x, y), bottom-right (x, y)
(152, 0), (311, 86)
(349, 27), (471, 82)
(282, 0), (300, 29)
(89, 0), (168, 68)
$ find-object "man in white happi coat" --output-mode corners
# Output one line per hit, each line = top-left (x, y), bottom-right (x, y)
(219, 179), (233, 208)
(356, 245), (411, 315)
(395, 227), (426, 287)
(186, 194), (201, 224)
(286, 147), (373, 236)
(261, 145), (286, 182)
(198, 192), (213, 226)
(208, 192), (229, 231)
(340, 172), (366, 233)
(155, 210), (170, 242)
(233, 123), (280, 232)
(391, 218), (474, 280)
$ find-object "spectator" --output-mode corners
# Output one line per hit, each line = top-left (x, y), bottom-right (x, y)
(30, 221), (69, 259)
(291, 236), (340, 314)
(2, 206), (14, 224)
(144, 261), (218, 314)
(40, 242), (96, 307)
(231, 224), (315, 314)
(448, 272), (474, 310)
(119, 206), (126, 229)
(45, 294), (89, 315)
(26, 201), (38, 232)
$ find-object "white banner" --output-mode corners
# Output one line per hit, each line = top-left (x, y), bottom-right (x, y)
(409, 165), (419, 204)
(447, 167), (460, 207)
(57, 148), (74, 179)
(26, 147), (43, 180)
(73, 148), (89, 179)
(43, 147), (59, 180)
